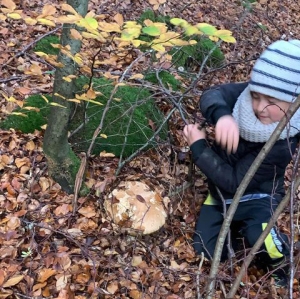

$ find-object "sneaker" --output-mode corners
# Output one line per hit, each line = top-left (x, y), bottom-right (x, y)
(271, 267), (289, 288)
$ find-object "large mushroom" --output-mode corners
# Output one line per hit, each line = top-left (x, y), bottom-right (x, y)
(104, 181), (167, 235)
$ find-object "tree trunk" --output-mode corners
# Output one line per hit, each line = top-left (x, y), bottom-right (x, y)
(43, 0), (89, 193)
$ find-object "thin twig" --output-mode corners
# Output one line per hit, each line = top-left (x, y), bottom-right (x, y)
(216, 187), (235, 270)
(73, 152), (87, 215)
(197, 252), (205, 299)
(288, 143), (300, 297)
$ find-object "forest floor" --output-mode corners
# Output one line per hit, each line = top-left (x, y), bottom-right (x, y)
(1, 0), (300, 298)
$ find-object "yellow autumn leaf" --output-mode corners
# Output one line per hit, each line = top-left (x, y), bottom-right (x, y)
(197, 23), (218, 35)
(100, 134), (107, 138)
(103, 72), (120, 80)
(41, 95), (49, 103)
(70, 28), (82, 40)
(1, 0), (16, 10)
(129, 74), (144, 80)
(100, 151), (115, 157)
(86, 89), (96, 99)
(37, 18), (56, 27)
(99, 21), (121, 33)
(73, 53), (83, 65)
(82, 31), (105, 42)
(40, 124), (47, 130)
(11, 112), (27, 117)
(24, 64), (43, 76)
(185, 25), (200, 36)
(209, 35), (219, 42)
(61, 3), (78, 15)
(50, 102), (66, 108)
(151, 44), (166, 52)
(123, 21), (141, 29)
(114, 82), (126, 87)
(79, 17), (98, 30)
(75, 94), (103, 105)
(54, 93), (66, 100)
(34, 51), (49, 58)
(62, 76), (72, 82)
(2, 275), (24, 288)
(23, 106), (40, 112)
(7, 12), (22, 19)
(57, 15), (81, 24)
(67, 98), (81, 104)
(170, 18), (189, 27)
(214, 30), (236, 43)
(24, 17), (37, 25)
(132, 39), (142, 47)
(1, 93), (18, 102)
(219, 35), (236, 43)
(170, 39), (193, 46)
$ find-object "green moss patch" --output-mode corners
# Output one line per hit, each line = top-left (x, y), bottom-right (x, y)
(34, 35), (60, 55)
(170, 37), (225, 70)
(0, 95), (50, 133)
(144, 70), (181, 91)
(70, 77), (167, 157)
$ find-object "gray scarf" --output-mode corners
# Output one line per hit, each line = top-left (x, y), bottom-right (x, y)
(232, 86), (300, 142)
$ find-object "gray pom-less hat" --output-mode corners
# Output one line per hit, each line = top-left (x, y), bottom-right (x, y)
(249, 40), (300, 103)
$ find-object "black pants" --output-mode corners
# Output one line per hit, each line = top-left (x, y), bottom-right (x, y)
(193, 196), (290, 265)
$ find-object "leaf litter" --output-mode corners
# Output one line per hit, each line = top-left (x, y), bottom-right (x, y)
(1, 0), (300, 298)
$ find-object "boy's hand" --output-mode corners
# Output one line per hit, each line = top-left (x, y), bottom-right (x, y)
(183, 124), (206, 146)
(215, 115), (239, 153)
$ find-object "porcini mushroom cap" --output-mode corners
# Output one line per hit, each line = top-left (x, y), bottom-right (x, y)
(104, 181), (167, 234)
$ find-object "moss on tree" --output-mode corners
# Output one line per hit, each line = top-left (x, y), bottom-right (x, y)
(33, 35), (60, 55)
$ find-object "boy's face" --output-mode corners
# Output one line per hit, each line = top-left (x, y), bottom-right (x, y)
(251, 92), (291, 124)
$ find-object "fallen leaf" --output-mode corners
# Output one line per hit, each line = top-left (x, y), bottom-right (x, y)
(131, 255), (143, 267)
(78, 206), (96, 218)
(38, 268), (57, 283)
(2, 275), (24, 288)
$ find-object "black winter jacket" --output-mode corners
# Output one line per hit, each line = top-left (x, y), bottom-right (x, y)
(190, 82), (299, 202)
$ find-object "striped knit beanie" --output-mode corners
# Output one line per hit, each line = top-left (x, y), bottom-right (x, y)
(249, 39), (300, 102)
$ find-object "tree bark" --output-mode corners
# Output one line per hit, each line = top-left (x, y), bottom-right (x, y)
(43, 0), (89, 193)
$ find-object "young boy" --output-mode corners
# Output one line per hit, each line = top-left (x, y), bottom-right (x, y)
(183, 39), (300, 287)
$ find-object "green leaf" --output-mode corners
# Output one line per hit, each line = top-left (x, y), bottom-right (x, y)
(84, 17), (98, 29)
(214, 30), (236, 43)
(196, 23), (217, 36)
(142, 26), (161, 36)
(184, 25), (199, 36)
(79, 17), (98, 31)
(170, 18), (188, 27)
(257, 22), (267, 31)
